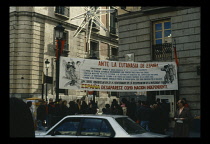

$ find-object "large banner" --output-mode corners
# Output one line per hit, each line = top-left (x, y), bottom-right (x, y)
(59, 57), (178, 92)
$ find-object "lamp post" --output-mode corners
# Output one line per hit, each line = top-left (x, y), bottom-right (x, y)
(54, 24), (65, 103)
(45, 59), (50, 102)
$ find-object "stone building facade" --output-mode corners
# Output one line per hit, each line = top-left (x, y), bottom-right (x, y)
(9, 6), (119, 109)
(117, 7), (200, 117)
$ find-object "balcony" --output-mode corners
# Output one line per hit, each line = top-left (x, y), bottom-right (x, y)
(152, 43), (172, 61)
(55, 6), (69, 19)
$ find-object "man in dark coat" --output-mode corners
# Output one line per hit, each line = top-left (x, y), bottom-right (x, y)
(47, 98), (55, 129)
(10, 97), (35, 137)
(129, 98), (137, 121)
(150, 104), (168, 134)
(37, 99), (47, 131)
(137, 101), (152, 131)
(173, 99), (193, 137)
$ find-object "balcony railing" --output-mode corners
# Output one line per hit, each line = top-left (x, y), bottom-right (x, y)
(152, 43), (172, 61)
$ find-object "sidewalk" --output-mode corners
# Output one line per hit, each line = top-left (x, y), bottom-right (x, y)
(165, 128), (200, 137)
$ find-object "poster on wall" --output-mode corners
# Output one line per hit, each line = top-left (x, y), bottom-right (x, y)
(59, 57), (178, 92)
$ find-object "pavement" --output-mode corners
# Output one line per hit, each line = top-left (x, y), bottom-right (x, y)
(165, 128), (200, 137)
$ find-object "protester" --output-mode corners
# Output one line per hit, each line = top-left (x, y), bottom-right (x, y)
(60, 100), (69, 118)
(10, 97), (35, 137)
(121, 98), (131, 117)
(111, 103), (123, 115)
(102, 108), (107, 114)
(173, 99), (193, 137)
(137, 101), (152, 131)
(150, 103), (168, 134)
(53, 99), (63, 125)
(47, 98), (55, 129)
(75, 99), (81, 114)
(68, 101), (77, 115)
(37, 99), (47, 131)
(129, 98), (137, 121)
(80, 100), (88, 114)
(85, 101), (97, 114)
(111, 99), (118, 111)
(135, 100), (142, 124)
(161, 99), (170, 130)
(181, 98), (190, 109)
(104, 104), (112, 114)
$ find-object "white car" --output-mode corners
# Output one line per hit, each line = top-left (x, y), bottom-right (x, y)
(35, 114), (169, 138)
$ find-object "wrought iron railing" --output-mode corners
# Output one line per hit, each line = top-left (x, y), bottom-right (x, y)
(55, 6), (69, 17)
(152, 43), (172, 61)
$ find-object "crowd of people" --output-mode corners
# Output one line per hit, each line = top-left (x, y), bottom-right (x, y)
(10, 96), (193, 137)
(102, 97), (192, 136)
(100, 98), (171, 134)
(34, 98), (99, 131)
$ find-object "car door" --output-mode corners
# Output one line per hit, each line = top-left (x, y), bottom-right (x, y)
(43, 117), (81, 138)
(77, 118), (115, 138)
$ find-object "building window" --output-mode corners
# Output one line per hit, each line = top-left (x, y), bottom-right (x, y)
(90, 41), (99, 59)
(55, 6), (69, 18)
(110, 7), (117, 35)
(153, 20), (171, 44)
(152, 19), (172, 61)
(110, 47), (118, 61)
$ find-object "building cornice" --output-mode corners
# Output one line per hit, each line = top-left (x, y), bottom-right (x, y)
(10, 11), (118, 46)
(117, 6), (189, 21)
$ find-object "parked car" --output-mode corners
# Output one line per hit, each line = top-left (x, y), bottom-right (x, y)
(35, 114), (169, 138)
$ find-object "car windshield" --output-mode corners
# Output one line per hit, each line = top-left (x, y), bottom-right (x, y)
(115, 117), (146, 135)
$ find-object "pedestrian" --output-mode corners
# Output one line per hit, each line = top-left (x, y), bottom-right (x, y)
(120, 100), (127, 116)
(135, 100), (142, 124)
(10, 97), (35, 137)
(60, 100), (69, 118)
(121, 98), (131, 117)
(150, 103), (167, 134)
(161, 99), (170, 130)
(54, 99), (63, 123)
(111, 99), (118, 111)
(181, 98), (190, 109)
(102, 108), (107, 114)
(80, 100), (88, 114)
(75, 99), (81, 114)
(104, 104), (112, 114)
(86, 102), (97, 114)
(173, 99), (193, 137)
(138, 101), (152, 132)
(68, 101), (77, 115)
(47, 98), (55, 129)
(111, 103), (123, 115)
(37, 99), (47, 131)
(129, 98), (137, 121)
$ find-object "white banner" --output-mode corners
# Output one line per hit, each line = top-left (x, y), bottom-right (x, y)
(59, 57), (178, 92)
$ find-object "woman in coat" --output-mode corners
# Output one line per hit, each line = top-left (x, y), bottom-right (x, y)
(173, 99), (193, 137)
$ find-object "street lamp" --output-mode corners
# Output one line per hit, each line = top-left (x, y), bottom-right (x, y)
(45, 59), (50, 102)
(54, 24), (65, 103)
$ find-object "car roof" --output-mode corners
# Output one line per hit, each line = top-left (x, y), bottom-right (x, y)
(64, 114), (128, 119)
